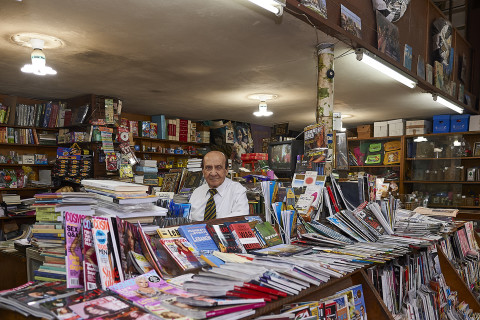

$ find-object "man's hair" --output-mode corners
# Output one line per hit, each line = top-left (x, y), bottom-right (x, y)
(201, 151), (228, 170)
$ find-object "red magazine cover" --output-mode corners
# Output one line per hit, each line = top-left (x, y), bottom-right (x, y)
(228, 223), (261, 251)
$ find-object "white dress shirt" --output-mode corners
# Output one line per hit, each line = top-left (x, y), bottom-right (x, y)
(189, 178), (249, 221)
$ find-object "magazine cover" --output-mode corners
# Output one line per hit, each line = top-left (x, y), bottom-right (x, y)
(129, 251), (153, 274)
(300, 0), (327, 19)
(92, 217), (118, 290)
(304, 123), (329, 163)
(178, 224), (218, 253)
(251, 244), (312, 257)
(65, 211), (89, 288)
(67, 294), (149, 320)
(2, 281), (78, 307)
(107, 217), (125, 283)
(160, 238), (203, 270)
(82, 216), (99, 290)
(206, 224), (243, 253)
(115, 218), (145, 279)
(40, 288), (107, 320)
(108, 270), (194, 310)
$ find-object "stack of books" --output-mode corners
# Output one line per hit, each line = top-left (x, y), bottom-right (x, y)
(82, 179), (166, 224)
(135, 159), (158, 186)
(187, 158), (203, 172)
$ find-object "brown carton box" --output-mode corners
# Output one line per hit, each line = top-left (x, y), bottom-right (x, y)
(357, 125), (373, 139)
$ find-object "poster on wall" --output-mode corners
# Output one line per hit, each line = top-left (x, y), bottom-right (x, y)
(432, 18), (453, 67)
(232, 122), (254, 165)
(226, 129), (234, 144)
(340, 5), (362, 39)
(376, 10), (400, 62)
(372, 0), (411, 22)
(300, 0), (327, 19)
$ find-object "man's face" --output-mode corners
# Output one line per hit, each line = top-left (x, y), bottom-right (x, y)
(203, 152), (227, 188)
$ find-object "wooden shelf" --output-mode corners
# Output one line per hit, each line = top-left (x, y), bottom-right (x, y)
(347, 136), (403, 141)
(350, 165), (400, 168)
(0, 164), (53, 167)
(0, 143), (57, 148)
(405, 130), (480, 138)
(428, 204), (480, 209)
(403, 180), (479, 184)
(0, 125), (58, 132)
(0, 186), (52, 191)
(135, 151), (203, 157)
(406, 157), (480, 160)
(133, 136), (209, 146)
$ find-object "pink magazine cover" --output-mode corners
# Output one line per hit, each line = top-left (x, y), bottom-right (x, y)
(65, 211), (90, 288)
(92, 217), (118, 290)
(67, 295), (131, 319)
(83, 216), (99, 290)
(108, 270), (194, 309)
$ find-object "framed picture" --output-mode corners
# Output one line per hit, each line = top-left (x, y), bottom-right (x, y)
(474, 142), (480, 157)
(273, 123), (289, 136)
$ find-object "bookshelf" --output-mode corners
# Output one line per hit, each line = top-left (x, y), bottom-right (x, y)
(347, 131), (480, 208)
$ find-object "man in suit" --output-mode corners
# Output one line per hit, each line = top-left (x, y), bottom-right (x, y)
(189, 151), (249, 221)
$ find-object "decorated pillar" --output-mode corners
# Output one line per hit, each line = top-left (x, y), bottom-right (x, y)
(316, 43), (334, 175)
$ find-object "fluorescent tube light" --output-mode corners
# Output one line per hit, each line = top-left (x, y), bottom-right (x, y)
(356, 48), (417, 88)
(247, 0), (285, 16)
(432, 94), (464, 114)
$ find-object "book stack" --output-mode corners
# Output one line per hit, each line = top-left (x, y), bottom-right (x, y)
(187, 157), (203, 172)
(37, 132), (58, 145)
(31, 204), (65, 282)
(82, 179), (166, 224)
(197, 124), (210, 143)
(135, 159), (158, 186)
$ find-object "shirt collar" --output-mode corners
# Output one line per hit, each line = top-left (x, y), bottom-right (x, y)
(205, 178), (231, 197)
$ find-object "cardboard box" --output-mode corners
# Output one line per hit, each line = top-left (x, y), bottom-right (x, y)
(374, 121), (388, 137)
(357, 125), (373, 139)
(406, 128), (429, 135)
(469, 115), (480, 132)
(406, 120), (432, 135)
(387, 119), (405, 136)
(21, 154), (35, 164)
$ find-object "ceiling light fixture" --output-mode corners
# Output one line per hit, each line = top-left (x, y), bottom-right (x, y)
(254, 100), (273, 117)
(432, 94), (463, 114)
(21, 39), (57, 76)
(355, 48), (417, 89)
(248, 93), (277, 117)
(247, 0), (286, 16)
(341, 114), (353, 119)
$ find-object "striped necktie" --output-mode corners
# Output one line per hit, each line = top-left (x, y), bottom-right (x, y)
(204, 189), (218, 221)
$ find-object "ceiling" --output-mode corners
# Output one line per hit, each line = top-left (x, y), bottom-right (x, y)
(0, 0), (458, 131)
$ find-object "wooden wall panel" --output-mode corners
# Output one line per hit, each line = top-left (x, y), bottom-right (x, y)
(396, 0), (429, 79)
(455, 32), (472, 92)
